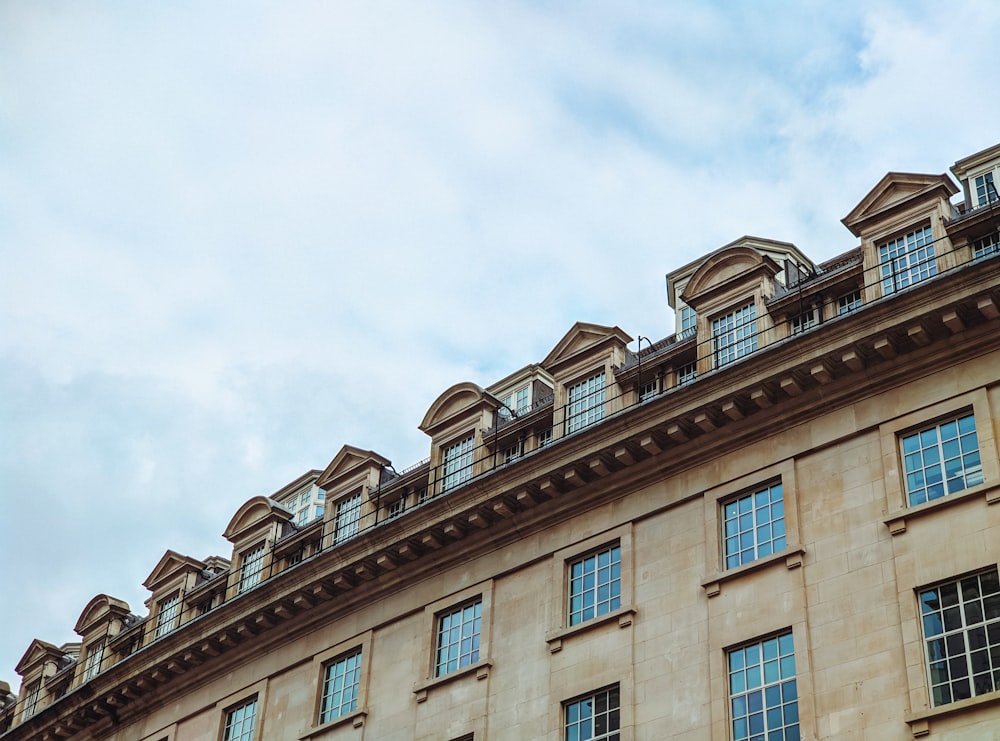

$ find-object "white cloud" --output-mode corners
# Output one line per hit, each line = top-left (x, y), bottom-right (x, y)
(2, 0), (999, 683)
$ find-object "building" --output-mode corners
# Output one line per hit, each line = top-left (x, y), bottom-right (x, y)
(2, 142), (1000, 741)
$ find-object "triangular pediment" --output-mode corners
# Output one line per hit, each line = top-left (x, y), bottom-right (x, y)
(74, 594), (130, 636)
(223, 496), (292, 542)
(542, 322), (632, 371)
(143, 550), (206, 591)
(842, 172), (957, 236)
(420, 382), (490, 434)
(317, 446), (390, 489)
(14, 639), (63, 676)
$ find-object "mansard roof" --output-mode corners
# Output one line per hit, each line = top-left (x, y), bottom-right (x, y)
(541, 322), (632, 373)
(223, 496), (293, 542)
(73, 594), (130, 636)
(842, 171), (958, 237)
(142, 550), (207, 591)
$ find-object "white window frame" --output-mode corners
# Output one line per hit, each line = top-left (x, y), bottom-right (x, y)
(21, 681), (40, 720)
(973, 232), (999, 260)
(441, 435), (475, 492)
(918, 567), (1000, 707)
(677, 361), (697, 386)
(568, 543), (622, 627)
(712, 303), (757, 367)
(563, 685), (620, 741)
(434, 598), (483, 677)
(334, 492), (362, 544)
(154, 592), (182, 638)
(223, 696), (258, 741)
(837, 290), (862, 315)
(974, 170), (998, 207)
(319, 648), (362, 724)
(727, 632), (799, 741)
(566, 371), (606, 434)
(789, 307), (818, 335)
(238, 544), (266, 593)
(900, 412), (983, 507)
(83, 640), (105, 680)
(879, 225), (936, 295)
(678, 303), (697, 338)
(722, 482), (786, 570)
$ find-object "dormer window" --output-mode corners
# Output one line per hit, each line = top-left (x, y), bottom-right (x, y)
(238, 544), (266, 593)
(974, 233), (999, 260)
(712, 303), (757, 367)
(838, 290), (862, 315)
(879, 225), (935, 295)
(678, 361), (697, 386)
(154, 593), (181, 638)
(566, 371), (606, 433)
(678, 304), (697, 338)
(21, 681), (39, 720)
(790, 308), (818, 335)
(498, 385), (532, 420)
(974, 171), (998, 207)
(441, 435), (475, 492)
(334, 492), (362, 543)
(82, 640), (104, 681)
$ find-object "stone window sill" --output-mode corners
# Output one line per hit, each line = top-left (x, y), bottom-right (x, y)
(885, 483), (998, 536)
(545, 605), (637, 653)
(413, 659), (491, 702)
(905, 690), (1000, 737)
(702, 546), (805, 597)
(298, 710), (367, 738)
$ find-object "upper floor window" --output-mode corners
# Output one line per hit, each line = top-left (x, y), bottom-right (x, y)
(442, 435), (475, 492)
(638, 378), (658, 401)
(879, 225), (935, 295)
(728, 633), (798, 741)
(83, 640), (105, 680)
(320, 648), (362, 724)
(713, 303), (757, 368)
(723, 482), (785, 569)
(837, 290), (862, 315)
(21, 681), (40, 720)
(901, 413), (982, 506)
(789, 308), (818, 335)
(919, 567), (1000, 706)
(678, 304), (697, 339)
(224, 696), (258, 741)
(568, 544), (621, 626)
(238, 544), (266, 593)
(974, 171), (998, 207)
(154, 593), (182, 638)
(537, 428), (552, 448)
(566, 371), (606, 433)
(564, 685), (620, 741)
(498, 385), (531, 420)
(435, 598), (482, 677)
(335, 493), (362, 543)
(677, 361), (697, 386)
(386, 498), (405, 520)
(502, 443), (521, 464)
(973, 232), (999, 260)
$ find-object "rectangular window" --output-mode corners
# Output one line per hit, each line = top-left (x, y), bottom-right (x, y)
(224, 697), (258, 741)
(638, 378), (658, 401)
(568, 544), (621, 626)
(678, 361), (697, 386)
(386, 498), (405, 519)
(442, 435), (475, 492)
(973, 232), (999, 260)
(502, 444), (520, 464)
(789, 308), (818, 335)
(537, 428), (552, 448)
(678, 304), (697, 338)
(919, 567), (1000, 706)
(319, 649), (362, 724)
(975, 171), (997, 207)
(335, 493), (362, 543)
(723, 482), (786, 569)
(515, 385), (531, 414)
(728, 633), (799, 741)
(435, 599), (482, 677)
(83, 641), (105, 680)
(238, 544), (266, 593)
(713, 303), (757, 367)
(901, 413), (982, 506)
(154, 593), (182, 638)
(566, 372), (606, 433)
(564, 685), (620, 741)
(22, 682), (40, 720)
(879, 225), (936, 295)
(837, 290), (862, 315)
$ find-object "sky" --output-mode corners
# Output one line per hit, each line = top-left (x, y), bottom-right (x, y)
(2, 0), (1000, 685)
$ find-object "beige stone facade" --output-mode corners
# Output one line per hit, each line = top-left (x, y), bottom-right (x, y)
(3, 144), (1000, 741)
